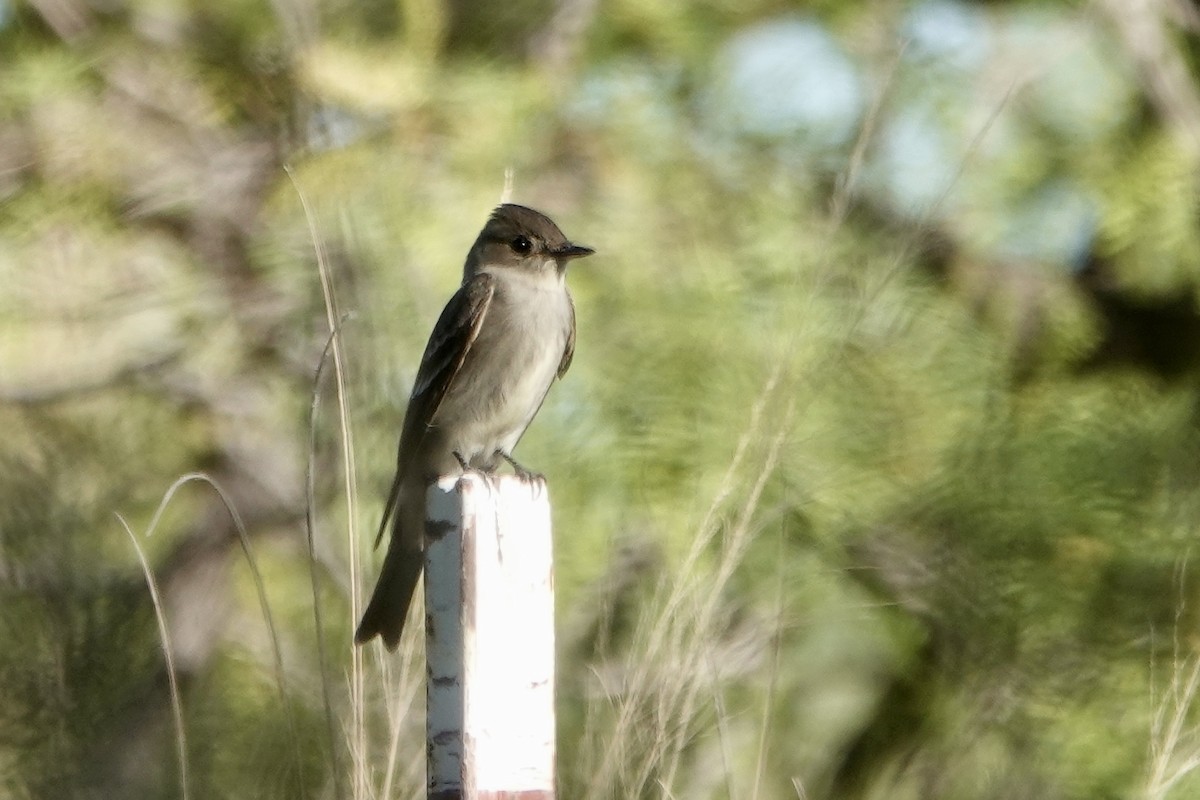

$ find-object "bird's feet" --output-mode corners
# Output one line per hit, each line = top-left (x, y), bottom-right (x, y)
(452, 451), (494, 487)
(498, 451), (545, 485)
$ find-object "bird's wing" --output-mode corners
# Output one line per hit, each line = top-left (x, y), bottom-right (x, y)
(374, 273), (496, 548)
(557, 291), (576, 379)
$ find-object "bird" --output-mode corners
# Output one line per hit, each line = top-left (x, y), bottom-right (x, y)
(355, 203), (594, 650)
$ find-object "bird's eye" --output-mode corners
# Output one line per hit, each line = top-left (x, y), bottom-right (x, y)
(509, 235), (533, 255)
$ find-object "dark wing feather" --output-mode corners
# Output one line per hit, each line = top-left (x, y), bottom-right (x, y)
(373, 274), (495, 547)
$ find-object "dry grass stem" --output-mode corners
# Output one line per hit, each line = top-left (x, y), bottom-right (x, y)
(287, 164), (368, 797)
(118, 513), (190, 800)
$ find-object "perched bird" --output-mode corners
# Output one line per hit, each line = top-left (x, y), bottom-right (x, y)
(355, 204), (594, 649)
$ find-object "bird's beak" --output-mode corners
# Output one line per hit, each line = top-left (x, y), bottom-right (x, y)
(553, 243), (595, 260)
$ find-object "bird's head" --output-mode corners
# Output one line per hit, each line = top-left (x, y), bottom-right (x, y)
(464, 204), (593, 281)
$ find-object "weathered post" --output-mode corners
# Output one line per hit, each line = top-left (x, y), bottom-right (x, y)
(425, 473), (556, 800)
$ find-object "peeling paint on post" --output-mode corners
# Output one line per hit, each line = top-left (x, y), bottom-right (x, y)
(425, 473), (556, 800)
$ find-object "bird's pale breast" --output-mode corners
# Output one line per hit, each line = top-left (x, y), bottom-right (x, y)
(435, 273), (571, 468)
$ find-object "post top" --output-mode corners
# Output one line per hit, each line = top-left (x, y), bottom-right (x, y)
(432, 472), (549, 501)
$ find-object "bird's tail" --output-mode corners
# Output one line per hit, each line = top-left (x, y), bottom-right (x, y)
(355, 502), (424, 650)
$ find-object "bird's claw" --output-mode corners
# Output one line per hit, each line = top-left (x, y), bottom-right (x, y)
(452, 451), (495, 487)
(499, 451), (545, 486)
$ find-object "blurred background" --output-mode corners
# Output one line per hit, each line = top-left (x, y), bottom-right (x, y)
(2, 0), (1200, 798)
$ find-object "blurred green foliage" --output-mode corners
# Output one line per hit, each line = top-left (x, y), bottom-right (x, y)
(2, 0), (1200, 799)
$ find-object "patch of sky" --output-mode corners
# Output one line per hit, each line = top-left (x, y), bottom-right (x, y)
(706, 16), (864, 152)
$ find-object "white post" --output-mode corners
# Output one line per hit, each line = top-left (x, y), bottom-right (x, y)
(425, 473), (556, 800)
